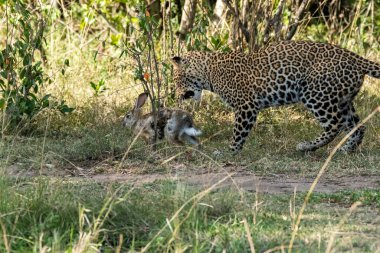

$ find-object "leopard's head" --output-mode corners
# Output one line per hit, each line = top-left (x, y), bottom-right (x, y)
(170, 55), (209, 102)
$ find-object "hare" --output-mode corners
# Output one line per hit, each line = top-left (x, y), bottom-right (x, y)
(122, 93), (169, 144)
(122, 93), (201, 146)
(164, 109), (201, 146)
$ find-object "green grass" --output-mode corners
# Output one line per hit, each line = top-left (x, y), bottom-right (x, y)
(0, 176), (379, 252)
(1, 88), (379, 178)
(0, 18), (380, 253)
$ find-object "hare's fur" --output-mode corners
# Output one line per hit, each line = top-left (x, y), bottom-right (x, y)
(165, 110), (201, 146)
(122, 93), (201, 146)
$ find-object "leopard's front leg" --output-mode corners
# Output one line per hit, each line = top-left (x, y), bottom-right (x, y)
(229, 108), (258, 153)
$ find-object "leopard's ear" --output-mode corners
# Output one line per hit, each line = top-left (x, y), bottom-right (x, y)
(170, 56), (182, 69)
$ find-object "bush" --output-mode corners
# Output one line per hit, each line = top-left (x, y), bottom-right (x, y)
(0, 1), (73, 129)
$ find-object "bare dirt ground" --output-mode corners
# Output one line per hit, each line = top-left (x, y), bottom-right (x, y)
(8, 163), (380, 194)
(53, 159), (378, 194)
(88, 171), (380, 194)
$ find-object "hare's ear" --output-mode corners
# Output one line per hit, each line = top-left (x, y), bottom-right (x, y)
(135, 93), (148, 109)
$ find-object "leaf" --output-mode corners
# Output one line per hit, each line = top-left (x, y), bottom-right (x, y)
(0, 53), (4, 67)
(35, 61), (42, 69)
(28, 93), (38, 102)
(19, 100), (27, 111)
(41, 94), (51, 101)
(0, 70), (6, 79)
(23, 54), (32, 66)
(0, 98), (5, 109)
(130, 17), (139, 24)
(23, 28), (30, 41)
(58, 102), (75, 114)
(90, 81), (97, 90)
(40, 95), (50, 108)
(110, 34), (122, 46)
(134, 68), (143, 81)
(64, 59), (70, 67)
(93, 50), (99, 61)
(20, 68), (26, 79)
(211, 36), (221, 49)
(24, 99), (36, 113)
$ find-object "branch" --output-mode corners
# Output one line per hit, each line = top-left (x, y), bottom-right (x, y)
(286, 0), (310, 40)
(248, 1), (264, 51)
(222, 0), (250, 44)
(263, 0), (286, 44)
(273, 0), (286, 38)
(96, 10), (119, 34)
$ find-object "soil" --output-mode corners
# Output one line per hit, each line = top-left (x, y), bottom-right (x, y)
(7, 164), (380, 194)
(87, 171), (380, 194)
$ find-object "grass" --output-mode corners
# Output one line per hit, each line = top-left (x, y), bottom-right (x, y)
(0, 176), (379, 252)
(0, 17), (380, 252)
(1, 90), (379, 178)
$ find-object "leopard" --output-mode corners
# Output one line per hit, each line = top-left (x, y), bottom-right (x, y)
(170, 40), (380, 153)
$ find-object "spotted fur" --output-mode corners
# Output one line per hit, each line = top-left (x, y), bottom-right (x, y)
(171, 41), (380, 153)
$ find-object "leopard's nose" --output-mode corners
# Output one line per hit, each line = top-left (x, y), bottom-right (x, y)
(183, 91), (195, 100)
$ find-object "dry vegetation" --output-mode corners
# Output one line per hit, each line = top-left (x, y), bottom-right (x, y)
(0, 0), (379, 252)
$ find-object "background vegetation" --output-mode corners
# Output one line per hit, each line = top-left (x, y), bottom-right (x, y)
(0, 0), (379, 252)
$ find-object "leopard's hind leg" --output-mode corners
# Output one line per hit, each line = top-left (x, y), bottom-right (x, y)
(339, 102), (366, 152)
(297, 94), (344, 152)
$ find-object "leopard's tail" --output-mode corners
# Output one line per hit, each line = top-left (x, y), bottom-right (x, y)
(361, 58), (380, 79)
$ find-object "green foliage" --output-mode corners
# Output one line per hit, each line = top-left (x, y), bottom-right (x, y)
(0, 1), (73, 127)
(304, 0), (380, 52)
(183, 5), (231, 52)
(209, 33), (231, 52)
(90, 79), (107, 96)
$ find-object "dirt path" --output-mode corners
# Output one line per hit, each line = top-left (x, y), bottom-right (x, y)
(8, 164), (380, 194)
(88, 171), (380, 194)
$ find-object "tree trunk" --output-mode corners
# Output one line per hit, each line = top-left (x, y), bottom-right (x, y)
(228, 0), (240, 49)
(178, 0), (197, 40)
(241, 0), (249, 26)
(212, 0), (228, 30)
